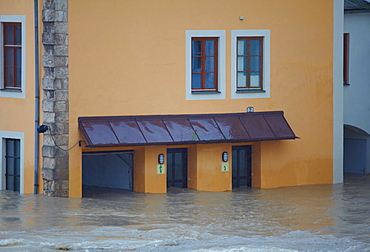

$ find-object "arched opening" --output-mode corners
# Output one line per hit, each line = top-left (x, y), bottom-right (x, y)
(344, 125), (370, 175)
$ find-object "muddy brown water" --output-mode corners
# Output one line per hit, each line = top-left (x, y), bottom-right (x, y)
(0, 174), (369, 251)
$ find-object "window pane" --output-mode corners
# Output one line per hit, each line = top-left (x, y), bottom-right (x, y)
(5, 25), (14, 44)
(16, 68), (22, 87)
(15, 140), (20, 157)
(167, 153), (173, 178)
(191, 73), (201, 88)
(16, 25), (22, 44)
(15, 159), (20, 176)
(237, 72), (247, 88)
(205, 40), (215, 56)
(250, 72), (260, 87)
(6, 140), (15, 157)
(237, 40), (247, 55)
(16, 48), (22, 67)
(192, 57), (202, 72)
(5, 48), (14, 67)
(237, 56), (247, 71)
(6, 158), (15, 175)
(250, 56), (260, 71)
(14, 177), (20, 192)
(192, 41), (202, 56)
(251, 40), (260, 55)
(240, 149), (246, 166)
(205, 57), (214, 72)
(205, 73), (215, 88)
(5, 68), (15, 86)
(6, 176), (15, 191)
(174, 153), (183, 180)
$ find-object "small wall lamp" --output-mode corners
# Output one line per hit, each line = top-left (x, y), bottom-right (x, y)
(158, 154), (165, 164)
(37, 125), (50, 134)
(222, 151), (229, 162)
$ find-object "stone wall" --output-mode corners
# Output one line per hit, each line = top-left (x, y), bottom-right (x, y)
(41, 0), (69, 197)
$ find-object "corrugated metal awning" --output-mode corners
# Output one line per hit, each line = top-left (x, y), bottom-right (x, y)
(78, 111), (298, 147)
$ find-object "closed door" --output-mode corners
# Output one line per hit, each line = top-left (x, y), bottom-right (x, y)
(167, 148), (188, 188)
(5, 139), (21, 192)
(232, 145), (252, 188)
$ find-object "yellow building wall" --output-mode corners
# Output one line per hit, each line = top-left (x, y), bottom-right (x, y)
(194, 143), (232, 191)
(251, 143), (262, 188)
(68, 0), (334, 196)
(0, 0), (43, 194)
(133, 147), (145, 193)
(188, 145), (198, 190)
(140, 145), (167, 193)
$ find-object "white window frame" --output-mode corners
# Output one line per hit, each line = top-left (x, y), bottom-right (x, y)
(231, 30), (270, 99)
(186, 30), (226, 100)
(0, 131), (25, 193)
(0, 15), (26, 99)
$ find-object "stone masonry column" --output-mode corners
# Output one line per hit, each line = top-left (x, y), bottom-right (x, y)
(41, 0), (69, 197)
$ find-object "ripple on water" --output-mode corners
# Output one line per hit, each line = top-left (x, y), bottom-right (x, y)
(0, 174), (369, 251)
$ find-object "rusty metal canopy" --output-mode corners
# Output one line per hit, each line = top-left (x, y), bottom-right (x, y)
(78, 111), (297, 147)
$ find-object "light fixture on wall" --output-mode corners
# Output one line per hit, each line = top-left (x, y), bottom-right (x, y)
(158, 154), (165, 164)
(222, 151), (229, 162)
(37, 125), (50, 133)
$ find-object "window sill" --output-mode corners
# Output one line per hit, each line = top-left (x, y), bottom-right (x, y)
(236, 90), (266, 93)
(0, 88), (22, 93)
(0, 87), (24, 99)
(191, 91), (221, 94)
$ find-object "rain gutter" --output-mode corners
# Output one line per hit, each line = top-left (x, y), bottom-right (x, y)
(34, 0), (40, 194)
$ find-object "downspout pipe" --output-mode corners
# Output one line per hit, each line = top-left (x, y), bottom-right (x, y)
(34, 0), (40, 194)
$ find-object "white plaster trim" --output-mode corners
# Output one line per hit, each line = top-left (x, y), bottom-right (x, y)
(333, 0), (344, 184)
(0, 131), (25, 193)
(186, 30), (226, 100)
(231, 30), (270, 99)
(0, 15), (26, 99)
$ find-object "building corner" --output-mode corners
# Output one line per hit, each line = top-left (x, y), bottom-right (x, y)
(333, 0), (344, 184)
(41, 0), (69, 197)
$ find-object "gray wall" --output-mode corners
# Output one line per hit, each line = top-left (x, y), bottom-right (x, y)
(343, 12), (370, 175)
(344, 13), (370, 134)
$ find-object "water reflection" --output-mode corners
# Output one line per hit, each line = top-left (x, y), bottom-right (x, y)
(0, 175), (369, 251)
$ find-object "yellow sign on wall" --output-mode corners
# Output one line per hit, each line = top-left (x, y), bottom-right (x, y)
(157, 164), (166, 174)
(221, 162), (229, 172)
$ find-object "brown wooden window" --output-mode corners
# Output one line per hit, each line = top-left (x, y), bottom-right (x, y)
(343, 33), (350, 85)
(3, 22), (22, 90)
(191, 37), (218, 92)
(236, 37), (263, 91)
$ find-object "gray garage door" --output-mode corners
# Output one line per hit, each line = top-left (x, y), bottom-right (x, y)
(82, 151), (133, 192)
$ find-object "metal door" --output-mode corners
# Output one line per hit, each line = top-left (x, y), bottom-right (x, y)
(232, 145), (252, 188)
(167, 148), (188, 188)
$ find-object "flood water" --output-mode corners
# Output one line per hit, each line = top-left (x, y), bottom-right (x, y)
(1, 174), (369, 251)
